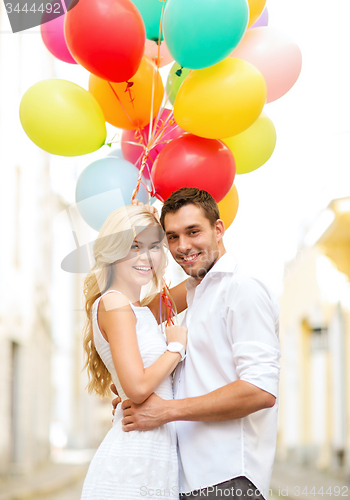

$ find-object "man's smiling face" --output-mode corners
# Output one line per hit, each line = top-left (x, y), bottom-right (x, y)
(164, 204), (224, 280)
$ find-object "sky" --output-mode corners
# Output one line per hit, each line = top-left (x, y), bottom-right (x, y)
(7, 0), (350, 295)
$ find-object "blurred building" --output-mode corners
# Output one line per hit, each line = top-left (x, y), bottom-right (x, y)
(278, 197), (350, 475)
(0, 6), (105, 477)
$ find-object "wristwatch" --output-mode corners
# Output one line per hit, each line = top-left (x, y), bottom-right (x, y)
(167, 342), (186, 361)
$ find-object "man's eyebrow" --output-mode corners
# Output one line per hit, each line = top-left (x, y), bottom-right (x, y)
(166, 224), (201, 235)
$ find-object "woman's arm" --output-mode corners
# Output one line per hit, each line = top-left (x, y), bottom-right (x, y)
(99, 292), (186, 404)
(147, 279), (188, 324)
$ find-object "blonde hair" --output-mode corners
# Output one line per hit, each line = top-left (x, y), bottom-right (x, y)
(83, 204), (174, 397)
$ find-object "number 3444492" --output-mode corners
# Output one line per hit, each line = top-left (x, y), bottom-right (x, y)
(5, 3), (62, 13)
(293, 486), (348, 496)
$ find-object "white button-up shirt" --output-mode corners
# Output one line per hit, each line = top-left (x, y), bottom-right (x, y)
(173, 252), (281, 497)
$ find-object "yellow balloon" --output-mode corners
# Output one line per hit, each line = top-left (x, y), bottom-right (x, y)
(222, 112), (276, 174)
(247, 0), (266, 28)
(218, 184), (239, 230)
(20, 79), (106, 156)
(174, 58), (266, 139)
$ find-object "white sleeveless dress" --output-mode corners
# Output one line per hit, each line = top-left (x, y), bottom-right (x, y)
(81, 291), (179, 500)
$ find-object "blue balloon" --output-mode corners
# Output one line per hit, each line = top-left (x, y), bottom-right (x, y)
(76, 157), (148, 231)
(107, 146), (124, 158)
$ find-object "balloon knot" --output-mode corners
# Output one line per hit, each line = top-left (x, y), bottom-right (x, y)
(175, 67), (183, 77)
(125, 81), (135, 104)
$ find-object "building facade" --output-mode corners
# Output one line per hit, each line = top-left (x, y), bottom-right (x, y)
(278, 197), (350, 475)
(0, 5), (105, 476)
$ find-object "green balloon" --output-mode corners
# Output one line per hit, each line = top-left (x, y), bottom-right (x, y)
(131, 0), (167, 41)
(166, 63), (190, 106)
(163, 0), (249, 69)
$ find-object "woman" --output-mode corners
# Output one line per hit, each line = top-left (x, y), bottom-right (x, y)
(81, 203), (188, 500)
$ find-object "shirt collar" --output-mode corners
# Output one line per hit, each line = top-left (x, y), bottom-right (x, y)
(185, 252), (239, 291)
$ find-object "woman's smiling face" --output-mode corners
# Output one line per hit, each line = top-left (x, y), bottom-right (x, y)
(113, 225), (164, 288)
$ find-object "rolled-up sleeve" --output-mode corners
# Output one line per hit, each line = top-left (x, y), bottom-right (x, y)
(227, 277), (281, 397)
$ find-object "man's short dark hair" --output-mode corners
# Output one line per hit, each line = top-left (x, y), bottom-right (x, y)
(160, 188), (220, 229)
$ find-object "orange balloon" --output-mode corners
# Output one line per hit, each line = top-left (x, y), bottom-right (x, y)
(144, 40), (174, 68)
(89, 56), (164, 130)
(218, 184), (239, 230)
(247, 0), (266, 28)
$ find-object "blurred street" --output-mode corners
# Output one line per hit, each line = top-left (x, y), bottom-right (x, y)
(39, 479), (85, 500)
(1, 458), (350, 500)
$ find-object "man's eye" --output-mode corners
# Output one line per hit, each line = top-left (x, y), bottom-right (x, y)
(190, 231), (198, 235)
(168, 236), (177, 240)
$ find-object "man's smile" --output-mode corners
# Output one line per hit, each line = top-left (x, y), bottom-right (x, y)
(178, 252), (201, 264)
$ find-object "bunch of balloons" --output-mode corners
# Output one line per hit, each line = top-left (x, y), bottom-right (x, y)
(19, 0), (302, 231)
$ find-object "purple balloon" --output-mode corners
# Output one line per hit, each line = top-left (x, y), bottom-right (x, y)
(250, 7), (269, 28)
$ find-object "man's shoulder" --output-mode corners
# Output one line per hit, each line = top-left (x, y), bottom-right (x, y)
(224, 272), (279, 311)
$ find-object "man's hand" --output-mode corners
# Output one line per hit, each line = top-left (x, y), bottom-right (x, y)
(111, 384), (121, 417)
(121, 393), (170, 432)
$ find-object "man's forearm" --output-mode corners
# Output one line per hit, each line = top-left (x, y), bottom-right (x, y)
(163, 380), (276, 423)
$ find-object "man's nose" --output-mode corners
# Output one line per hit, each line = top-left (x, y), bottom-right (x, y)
(177, 235), (191, 253)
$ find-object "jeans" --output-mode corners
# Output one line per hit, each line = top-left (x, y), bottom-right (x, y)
(179, 476), (265, 500)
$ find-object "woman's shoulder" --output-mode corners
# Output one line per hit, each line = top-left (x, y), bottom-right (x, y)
(99, 290), (132, 314)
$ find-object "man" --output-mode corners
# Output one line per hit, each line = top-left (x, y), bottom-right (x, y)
(117, 187), (281, 500)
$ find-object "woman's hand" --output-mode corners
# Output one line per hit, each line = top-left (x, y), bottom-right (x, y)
(111, 383), (121, 417)
(132, 199), (160, 222)
(165, 325), (187, 350)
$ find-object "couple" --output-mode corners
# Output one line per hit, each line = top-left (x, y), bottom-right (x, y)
(81, 187), (281, 500)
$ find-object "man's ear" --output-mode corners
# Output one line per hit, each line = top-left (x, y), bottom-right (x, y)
(215, 219), (225, 241)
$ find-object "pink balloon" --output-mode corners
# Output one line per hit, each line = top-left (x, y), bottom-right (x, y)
(121, 109), (185, 180)
(231, 27), (302, 103)
(144, 40), (174, 68)
(41, 13), (77, 64)
(250, 6), (268, 28)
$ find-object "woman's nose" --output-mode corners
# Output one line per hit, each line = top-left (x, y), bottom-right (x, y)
(138, 249), (153, 264)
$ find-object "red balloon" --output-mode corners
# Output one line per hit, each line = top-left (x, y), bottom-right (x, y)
(152, 135), (236, 202)
(121, 110), (185, 180)
(64, 0), (145, 82)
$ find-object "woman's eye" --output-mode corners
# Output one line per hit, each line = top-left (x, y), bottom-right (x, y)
(131, 245), (138, 250)
(151, 245), (161, 250)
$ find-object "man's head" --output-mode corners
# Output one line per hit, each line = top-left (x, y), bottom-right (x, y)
(160, 188), (226, 280)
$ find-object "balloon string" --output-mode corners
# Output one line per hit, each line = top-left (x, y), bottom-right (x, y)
(147, 0), (166, 151)
(107, 81), (137, 128)
(160, 280), (175, 327)
(147, 62), (156, 145)
(130, 110), (174, 199)
(151, 109), (174, 147)
(151, 0), (167, 130)
(132, 0), (166, 202)
(125, 81), (135, 107)
(131, 147), (150, 201)
(156, 2), (165, 68)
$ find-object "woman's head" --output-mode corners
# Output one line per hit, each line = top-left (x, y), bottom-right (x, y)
(82, 204), (168, 397)
(92, 204), (167, 295)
